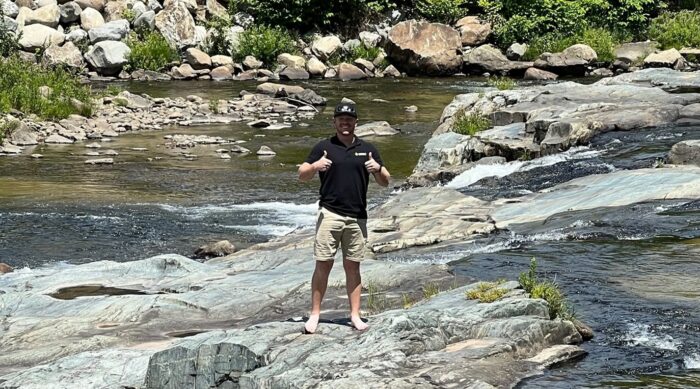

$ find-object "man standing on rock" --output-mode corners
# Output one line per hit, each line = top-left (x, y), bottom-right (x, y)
(298, 102), (390, 333)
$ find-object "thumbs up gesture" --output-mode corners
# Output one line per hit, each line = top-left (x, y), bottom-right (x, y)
(364, 152), (381, 174)
(314, 150), (332, 172)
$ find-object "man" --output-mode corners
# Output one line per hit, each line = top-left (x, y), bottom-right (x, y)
(298, 102), (390, 334)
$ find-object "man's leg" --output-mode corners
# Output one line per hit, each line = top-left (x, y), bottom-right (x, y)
(343, 258), (368, 330)
(305, 260), (334, 333)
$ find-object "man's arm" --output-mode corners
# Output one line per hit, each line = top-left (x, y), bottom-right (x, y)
(372, 167), (390, 187)
(364, 151), (390, 187)
(299, 150), (331, 181)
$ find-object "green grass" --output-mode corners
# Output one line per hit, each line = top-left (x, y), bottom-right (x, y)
(519, 258), (575, 320)
(126, 31), (179, 72)
(523, 27), (618, 62)
(422, 282), (440, 299)
(328, 43), (382, 66)
(466, 280), (508, 303)
(231, 24), (297, 67)
(364, 280), (387, 314)
(488, 76), (516, 90)
(0, 56), (94, 120)
(0, 119), (20, 143)
(452, 109), (492, 136)
(121, 8), (136, 23)
(649, 10), (700, 49)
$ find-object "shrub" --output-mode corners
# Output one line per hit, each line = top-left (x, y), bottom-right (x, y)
(203, 15), (234, 56)
(649, 10), (700, 49)
(519, 258), (574, 320)
(466, 280), (508, 303)
(487, 76), (516, 90)
(422, 282), (440, 299)
(416, 0), (466, 24)
(452, 109), (492, 136)
(121, 8), (137, 24)
(126, 31), (179, 72)
(0, 119), (19, 143)
(523, 27), (618, 62)
(0, 56), (94, 120)
(0, 7), (20, 58)
(231, 25), (296, 67)
(349, 43), (382, 62)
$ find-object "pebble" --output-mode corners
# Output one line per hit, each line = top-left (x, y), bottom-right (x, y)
(31, 154), (43, 159)
(405, 105), (418, 112)
(85, 142), (102, 149)
(85, 158), (114, 165)
(131, 148), (148, 151)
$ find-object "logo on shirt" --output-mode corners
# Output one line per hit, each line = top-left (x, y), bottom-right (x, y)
(354, 152), (367, 157)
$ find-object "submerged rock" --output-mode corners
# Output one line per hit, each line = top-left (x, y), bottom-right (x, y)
(193, 240), (236, 260)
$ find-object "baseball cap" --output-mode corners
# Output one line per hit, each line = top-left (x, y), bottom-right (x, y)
(333, 102), (357, 118)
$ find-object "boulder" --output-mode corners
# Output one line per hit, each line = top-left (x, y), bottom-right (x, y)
(644, 48), (683, 68)
(24, 4), (60, 28)
(382, 64), (401, 77)
(353, 58), (374, 73)
(205, 0), (226, 18)
(171, 63), (195, 79)
(88, 19), (129, 43)
(336, 62), (367, 81)
(463, 44), (532, 75)
(210, 55), (232, 67)
(85, 40), (130, 76)
(130, 69), (171, 80)
(155, 1), (196, 49)
(668, 140), (700, 166)
(210, 66), (232, 80)
(359, 31), (381, 48)
(279, 66), (309, 80)
(2, 15), (17, 31)
(18, 24), (64, 51)
(8, 122), (38, 146)
(615, 41), (658, 64)
(103, 0), (129, 21)
(277, 53), (305, 68)
(133, 9), (154, 30)
(323, 67), (337, 79)
(455, 16), (491, 46)
(45, 133), (74, 143)
(534, 52), (587, 76)
(311, 35), (342, 61)
(41, 41), (85, 68)
(74, 0), (104, 11)
(242, 55), (262, 69)
(256, 82), (305, 95)
(289, 89), (326, 106)
(147, 0), (161, 12)
(305, 56), (327, 77)
(589, 68), (613, 77)
(506, 43), (528, 60)
(59, 2), (81, 24)
(355, 121), (399, 137)
(80, 6), (104, 30)
(193, 240), (236, 260)
(131, 1), (147, 18)
(563, 44), (597, 63)
(524, 67), (558, 80)
(1, 0), (19, 18)
(184, 47), (211, 69)
(343, 38), (361, 53)
(385, 20), (462, 76)
(0, 262), (12, 274)
(66, 28), (88, 44)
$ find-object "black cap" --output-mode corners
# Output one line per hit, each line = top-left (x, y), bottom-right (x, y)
(334, 102), (357, 118)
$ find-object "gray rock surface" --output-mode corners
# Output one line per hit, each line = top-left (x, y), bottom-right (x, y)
(87, 19), (129, 43)
(18, 24), (64, 51)
(355, 121), (399, 137)
(596, 68), (700, 91)
(24, 3), (60, 27)
(615, 41), (658, 64)
(306, 56), (327, 77)
(669, 140), (700, 166)
(79, 6), (103, 30)
(133, 9), (155, 30)
(463, 44), (532, 75)
(41, 41), (84, 68)
(1, 0), (19, 18)
(644, 48), (682, 67)
(59, 1), (80, 24)
(155, 1), (196, 49)
(85, 40), (130, 75)
(506, 43), (528, 60)
(311, 35), (342, 61)
(279, 66), (310, 80)
(193, 240), (236, 259)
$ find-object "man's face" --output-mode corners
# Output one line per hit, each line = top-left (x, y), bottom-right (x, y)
(333, 115), (357, 136)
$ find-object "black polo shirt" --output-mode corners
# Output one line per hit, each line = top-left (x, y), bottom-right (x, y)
(304, 135), (385, 219)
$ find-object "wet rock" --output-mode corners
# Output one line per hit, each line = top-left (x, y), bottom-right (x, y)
(85, 142), (101, 148)
(256, 145), (276, 155)
(210, 66), (232, 81)
(644, 48), (683, 68)
(18, 24), (64, 51)
(524, 67), (558, 80)
(155, 1), (196, 49)
(171, 63), (196, 79)
(45, 134), (74, 144)
(85, 158), (114, 164)
(668, 140), (700, 166)
(382, 65), (401, 77)
(80, 6), (104, 30)
(85, 41), (130, 76)
(355, 121), (399, 137)
(31, 153), (43, 158)
(405, 105), (418, 112)
(311, 35), (342, 61)
(337, 62), (367, 81)
(279, 66), (309, 80)
(507, 43), (528, 60)
(0, 262), (13, 274)
(59, 2), (81, 24)
(230, 145), (250, 153)
(455, 16), (491, 46)
(8, 122), (38, 146)
(0, 143), (22, 154)
(323, 67), (337, 79)
(184, 47), (211, 70)
(386, 19), (462, 76)
(193, 240), (237, 260)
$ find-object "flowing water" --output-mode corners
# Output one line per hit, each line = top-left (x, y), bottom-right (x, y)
(1, 78), (699, 387)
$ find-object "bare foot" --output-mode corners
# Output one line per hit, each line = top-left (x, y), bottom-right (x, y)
(304, 314), (320, 334)
(350, 315), (368, 331)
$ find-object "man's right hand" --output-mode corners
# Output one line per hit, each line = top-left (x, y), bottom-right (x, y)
(313, 150), (332, 172)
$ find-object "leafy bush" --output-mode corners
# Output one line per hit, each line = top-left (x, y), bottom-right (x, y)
(0, 7), (20, 57)
(523, 27), (618, 62)
(231, 24), (296, 67)
(416, 0), (466, 24)
(649, 10), (700, 49)
(452, 109), (492, 136)
(126, 31), (179, 71)
(0, 119), (19, 143)
(487, 76), (516, 90)
(203, 15), (234, 56)
(519, 258), (574, 320)
(121, 8), (137, 23)
(0, 56), (94, 120)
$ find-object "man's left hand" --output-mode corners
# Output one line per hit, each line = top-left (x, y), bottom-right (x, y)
(365, 152), (381, 174)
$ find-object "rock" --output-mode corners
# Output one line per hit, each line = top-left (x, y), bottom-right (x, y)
(74, 0), (104, 12)
(385, 20), (462, 76)
(615, 41), (658, 64)
(382, 64), (401, 77)
(323, 67), (337, 79)
(31, 153), (43, 158)
(88, 19), (129, 43)
(311, 35), (342, 61)
(506, 43), (528, 60)
(0, 262), (12, 274)
(205, 0), (225, 18)
(644, 48), (683, 68)
(18, 24), (64, 51)
(341, 97), (356, 105)
(289, 89), (326, 106)
(85, 40), (130, 76)
(256, 145), (276, 155)
(85, 158), (114, 164)
(305, 56), (327, 77)
(534, 52), (587, 76)
(1, 0), (19, 18)
(1, 15), (17, 32)
(256, 82), (305, 96)
(66, 28), (88, 44)
(247, 119), (271, 128)
(45, 133), (74, 143)
(80, 6), (104, 30)
(193, 240), (236, 260)
(589, 68), (613, 77)
(8, 122), (38, 146)
(184, 47), (211, 70)
(210, 54), (232, 67)
(25, 4), (60, 28)
(85, 142), (101, 148)
(41, 41), (84, 69)
(563, 44), (597, 63)
(353, 58), (375, 73)
(230, 145), (249, 153)
(524, 67), (558, 80)
(463, 44), (532, 74)
(102, 0), (129, 21)
(131, 69), (171, 80)
(116, 91), (152, 109)
(668, 140), (700, 166)
(455, 16), (491, 46)
(359, 31), (381, 48)
(133, 10), (155, 30)
(171, 63), (195, 79)
(210, 66), (232, 81)
(337, 62), (367, 81)
(0, 143), (22, 154)
(597, 68), (700, 91)
(355, 121), (399, 137)
(405, 105), (418, 112)
(279, 66), (309, 80)
(131, 1), (147, 18)
(343, 38), (360, 53)
(235, 70), (256, 80)
(59, 2), (81, 24)
(277, 53), (305, 68)
(155, 1), (196, 49)
(242, 55), (262, 70)
(147, 0), (161, 12)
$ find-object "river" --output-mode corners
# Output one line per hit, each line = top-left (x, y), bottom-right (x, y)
(0, 78), (699, 387)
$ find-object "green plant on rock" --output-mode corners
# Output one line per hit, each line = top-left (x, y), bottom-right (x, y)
(203, 15), (234, 56)
(466, 280), (508, 303)
(487, 76), (516, 90)
(364, 279), (387, 314)
(231, 24), (296, 67)
(126, 31), (179, 72)
(121, 8), (137, 23)
(0, 56), (94, 120)
(416, 0), (466, 24)
(649, 10), (700, 49)
(422, 282), (440, 299)
(452, 109), (492, 136)
(349, 43), (382, 62)
(0, 7), (20, 58)
(523, 27), (618, 62)
(519, 258), (574, 320)
(0, 119), (20, 143)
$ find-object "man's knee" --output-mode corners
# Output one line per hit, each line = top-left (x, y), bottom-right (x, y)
(315, 260), (334, 274)
(342, 258), (360, 272)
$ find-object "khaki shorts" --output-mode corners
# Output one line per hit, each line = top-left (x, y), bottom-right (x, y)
(314, 207), (368, 262)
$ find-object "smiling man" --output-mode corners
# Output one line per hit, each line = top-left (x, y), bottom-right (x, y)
(298, 102), (391, 334)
